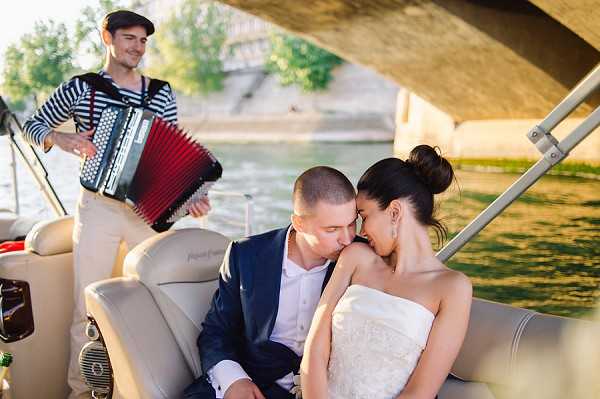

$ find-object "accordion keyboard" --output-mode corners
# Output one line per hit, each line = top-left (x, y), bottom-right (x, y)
(80, 107), (120, 188)
(103, 108), (144, 196)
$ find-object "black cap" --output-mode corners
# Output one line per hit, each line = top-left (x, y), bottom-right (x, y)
(101, 10), (155, 36)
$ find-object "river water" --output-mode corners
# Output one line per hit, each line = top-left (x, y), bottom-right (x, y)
(1, 140), (598, 318)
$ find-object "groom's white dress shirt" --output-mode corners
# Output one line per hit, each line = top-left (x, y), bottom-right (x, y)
(208, 227), (330, 397)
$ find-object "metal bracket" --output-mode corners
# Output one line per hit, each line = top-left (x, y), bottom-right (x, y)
(527, 125), (565, 165)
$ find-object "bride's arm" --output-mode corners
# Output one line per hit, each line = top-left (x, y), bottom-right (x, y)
(397, 271), (472, 399)
(300, 244), (359, 399)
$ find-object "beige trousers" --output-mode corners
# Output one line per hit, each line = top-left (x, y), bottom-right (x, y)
(67, 188), (155, 398)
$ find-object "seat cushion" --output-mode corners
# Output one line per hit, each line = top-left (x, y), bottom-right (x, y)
(123, 228), (230, 376)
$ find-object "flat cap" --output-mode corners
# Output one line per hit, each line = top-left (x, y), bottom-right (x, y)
(101, 10), (155, 36)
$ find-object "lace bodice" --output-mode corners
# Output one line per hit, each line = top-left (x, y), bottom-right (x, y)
(327, 285), (434, 399)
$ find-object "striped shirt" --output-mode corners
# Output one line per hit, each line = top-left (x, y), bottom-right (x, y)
(23, 70), (177, 151)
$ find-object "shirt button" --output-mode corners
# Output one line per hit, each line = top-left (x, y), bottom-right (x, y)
(300, 325), (305, 331)
(303, 300), (307, 305)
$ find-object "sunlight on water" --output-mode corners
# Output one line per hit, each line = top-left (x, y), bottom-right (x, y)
(1, 140), (598, 318)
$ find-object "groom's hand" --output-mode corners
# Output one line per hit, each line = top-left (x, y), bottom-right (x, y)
(224, 378), (265, 399)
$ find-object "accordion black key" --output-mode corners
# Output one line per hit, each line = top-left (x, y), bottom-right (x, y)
(80, 106), (222, 232)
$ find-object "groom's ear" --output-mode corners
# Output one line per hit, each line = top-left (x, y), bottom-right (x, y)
(291, 213), (303, 232)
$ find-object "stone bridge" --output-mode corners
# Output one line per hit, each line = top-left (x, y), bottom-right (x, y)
(219, 0), (600, 161)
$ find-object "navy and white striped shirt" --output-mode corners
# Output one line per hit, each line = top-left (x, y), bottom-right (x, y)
(23, 70), (177, 151)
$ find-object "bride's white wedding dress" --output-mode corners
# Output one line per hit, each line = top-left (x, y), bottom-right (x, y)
(327, 284), (434, 399)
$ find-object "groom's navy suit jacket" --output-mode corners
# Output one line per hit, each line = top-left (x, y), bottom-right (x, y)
(185, 226), (352, 398)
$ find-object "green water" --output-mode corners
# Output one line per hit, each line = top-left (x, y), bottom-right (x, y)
(441, 173), (599, 318)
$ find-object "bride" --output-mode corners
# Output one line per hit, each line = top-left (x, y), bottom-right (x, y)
(301, 145), (472, 399)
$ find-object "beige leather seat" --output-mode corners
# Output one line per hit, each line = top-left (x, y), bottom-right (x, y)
(0, 216), (74, 399)
(85, 228), (599, 399)
(443, 298), (599, 399)
(0, 215), (133, 399)
(85, 228), (230, 398)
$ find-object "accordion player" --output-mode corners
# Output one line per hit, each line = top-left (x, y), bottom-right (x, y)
(80, 105), (222, 232)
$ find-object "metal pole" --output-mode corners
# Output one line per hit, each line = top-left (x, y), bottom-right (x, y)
(437, 105), (600, 263)
(8, 135), (67, 217)
(8, 140), (20, 215)
(204, 190), (254, 236)
(244, 194), (254, 236)
(4, 115), (67, 217)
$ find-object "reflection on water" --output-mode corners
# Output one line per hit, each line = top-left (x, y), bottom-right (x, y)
(439, 171), (600, 319)
(1, 141), (598, 318)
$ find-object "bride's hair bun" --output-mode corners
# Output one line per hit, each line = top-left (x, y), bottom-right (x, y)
(407, 145), (454, 194)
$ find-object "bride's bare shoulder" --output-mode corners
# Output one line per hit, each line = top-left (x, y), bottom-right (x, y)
(341, 241), (377, 258)
(435, 267), (472, 302)
(338, 242), (379, 269)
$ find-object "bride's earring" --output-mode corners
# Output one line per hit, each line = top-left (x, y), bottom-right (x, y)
(391, 221), (397, 239)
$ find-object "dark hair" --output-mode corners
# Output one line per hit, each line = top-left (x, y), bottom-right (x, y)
(357, 145), (454, 244)
(293, 166), (355, 211)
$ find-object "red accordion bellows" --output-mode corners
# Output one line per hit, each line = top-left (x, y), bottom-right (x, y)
(129, 118), (218, 226)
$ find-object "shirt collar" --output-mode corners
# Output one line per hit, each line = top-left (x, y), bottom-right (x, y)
(283, 226), (330, 277)
(99, 70), (120, 89)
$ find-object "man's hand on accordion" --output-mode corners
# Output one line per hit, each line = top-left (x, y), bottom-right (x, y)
(188, 196), (212, 218)
(47, 129), (98, 158)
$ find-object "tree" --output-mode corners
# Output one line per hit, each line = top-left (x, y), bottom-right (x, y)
(266, 33), (343, 92)
(75, 0), (125, 70)
(1, 20), (74, 109)
(147, 0), (228, 95)
(2, 46), (28, 111)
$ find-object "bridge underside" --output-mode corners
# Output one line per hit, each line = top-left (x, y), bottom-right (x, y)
(220, 0), (600, 121)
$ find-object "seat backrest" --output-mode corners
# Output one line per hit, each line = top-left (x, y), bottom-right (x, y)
(0, 216), (74, 399)
(123, 228), (230, 377)
(25, 216), (74, 255)
(452, 298), (599, 398)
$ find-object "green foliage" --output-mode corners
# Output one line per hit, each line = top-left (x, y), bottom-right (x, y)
(2, 46), (28, 111)
(266, 33), (343, 92)
(147, 0), (228, 95)
(1, 20), (73, 108)
(75, 0), (125, 70)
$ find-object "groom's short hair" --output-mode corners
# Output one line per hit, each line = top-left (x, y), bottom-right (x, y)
(293, 166), (355, 214)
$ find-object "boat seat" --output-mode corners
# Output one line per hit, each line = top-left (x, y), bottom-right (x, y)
(85, 228), (230, 399)
(0, 216), (74, 399)
(446, 298), (599, 399)
(0, 215), (134, 399)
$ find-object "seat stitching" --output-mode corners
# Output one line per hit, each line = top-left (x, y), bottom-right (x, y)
(510, 311), (536, 377)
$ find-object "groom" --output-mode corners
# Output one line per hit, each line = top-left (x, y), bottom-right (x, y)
(185, 166), (360, 399)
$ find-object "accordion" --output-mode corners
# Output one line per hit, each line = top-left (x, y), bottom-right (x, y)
(80, 106), (222, 232)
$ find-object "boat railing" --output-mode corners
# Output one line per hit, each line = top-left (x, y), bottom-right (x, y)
(437, 63), (600, 262)
(0, 97), (67, 217)
(197, 190), (255, 236)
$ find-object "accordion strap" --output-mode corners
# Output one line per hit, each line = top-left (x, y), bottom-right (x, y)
(73, 73), (171, 127)
(146, 78), (170, 103)
(75, 73), (126, 104)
